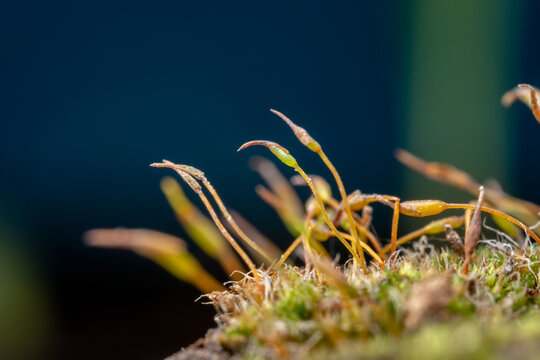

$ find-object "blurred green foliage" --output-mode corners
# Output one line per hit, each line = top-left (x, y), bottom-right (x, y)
(0, 220), (51, 360)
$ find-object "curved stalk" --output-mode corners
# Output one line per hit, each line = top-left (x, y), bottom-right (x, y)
(271, 109), (366, 269)
(238, 140), (371, 273)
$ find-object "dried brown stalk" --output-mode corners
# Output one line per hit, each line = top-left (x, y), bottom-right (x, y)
(462, 186), (485, 275)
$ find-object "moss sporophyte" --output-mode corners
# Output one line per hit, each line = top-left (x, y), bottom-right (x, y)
(85, 84), (540, 359)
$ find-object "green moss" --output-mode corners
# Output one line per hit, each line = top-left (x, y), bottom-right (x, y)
(447, 295), (476, 316)
(203, 246), (540, 359)
(275, 282), (318, 321)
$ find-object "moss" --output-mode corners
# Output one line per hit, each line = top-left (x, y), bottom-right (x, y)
(192, 246), (539, 359)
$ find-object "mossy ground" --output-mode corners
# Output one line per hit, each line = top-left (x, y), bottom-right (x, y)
(177, 239), (540, 360)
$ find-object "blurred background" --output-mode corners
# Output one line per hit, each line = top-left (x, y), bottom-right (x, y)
(1, 1), (540, 359)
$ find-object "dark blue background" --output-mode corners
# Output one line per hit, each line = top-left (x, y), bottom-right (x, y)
(1, 1), (539, 359)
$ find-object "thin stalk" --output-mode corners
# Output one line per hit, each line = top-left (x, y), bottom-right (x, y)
(381, 215), (466, 254)
(275, 235), (304, 269)
(229, 210), (282, 263)
(303, 223), (314, 274)
(335, 231), (384, 267)
(302, 211), (316, 271)
(353, 221), (385, 260)
(160, 177), (245, 276)
(326, 197), (385, 259)
(193, 188), (261, 282)
(447, 203), (540, 246)
(153, 161), (271, 264)
(199, 177), (273, 263)
(348, 193), (401, 258)
(390, 199), (400, 255)
(294, 165), (367, 273)
(397, 197), (540, 246)
(318, 151), (366, 270)
(382, 227), (427, 254)
(151, 163), (261, 282)
(271, 109), (365, 270)
(238, 140), (369, 273)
